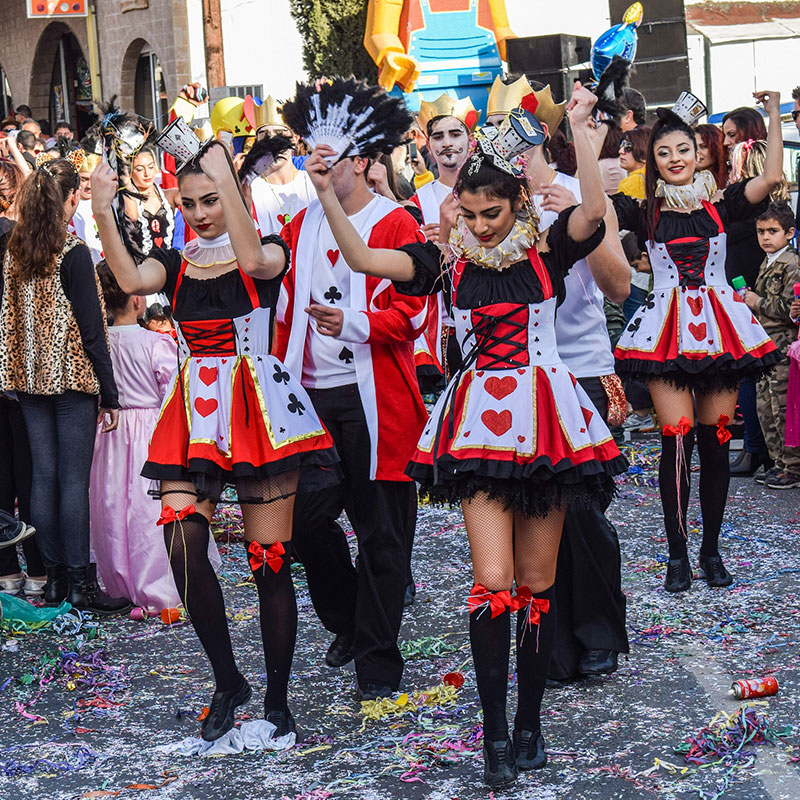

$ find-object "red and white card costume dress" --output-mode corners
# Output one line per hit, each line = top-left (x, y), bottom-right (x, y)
(394, 208), (628, 516)
(613, 181), (780, 391)
(142, 233), (338, 501)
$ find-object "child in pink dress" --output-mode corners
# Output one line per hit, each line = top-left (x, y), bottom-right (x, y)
(90, 263), (219, 610)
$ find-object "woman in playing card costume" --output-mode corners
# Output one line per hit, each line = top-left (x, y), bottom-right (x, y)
(304, 83), (627, 789)
(612, 91), (783, 594)
(91, 134), (338, 744)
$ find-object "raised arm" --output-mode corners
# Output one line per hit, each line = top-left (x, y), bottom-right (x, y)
(305, 144), (416, 281)
(565, 84), (607, 242)
(745, 90), (783, 204)
(91, 162), (167, 295)
(196, 144), (286, 279)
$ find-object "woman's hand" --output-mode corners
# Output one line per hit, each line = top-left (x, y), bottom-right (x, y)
(198, 142), (236, 184)
(98, 407), (119, 433)
(566, 82), (598, 129)
(421, 222), (440, 242)
(367, 160), (395, 200)
(90, 161), (120, 214)
(754, 90), (781, 117)
(305, 144), (338, 194)
(438, 193), (460, 244)
(539, 183), (578, 213)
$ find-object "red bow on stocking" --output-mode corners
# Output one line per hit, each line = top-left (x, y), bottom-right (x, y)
(247, 541), (286, 574)
(156, 505), (196, 526)
(510, 586), (551, 625)
(716, 414), (732, 444)
(662, 416), (693, 437)
(467, 584), (510, 618)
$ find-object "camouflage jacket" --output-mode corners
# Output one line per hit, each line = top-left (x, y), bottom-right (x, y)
(753, 247), (800, 351)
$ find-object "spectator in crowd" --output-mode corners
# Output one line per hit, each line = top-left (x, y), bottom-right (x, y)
(14, 105), (32, 125)
(20, 118), (41, 138)
(617, 125), (650, 199)
(620, 87), (646, 132)
(695, 123), (728, 189)
(721, 106), (767, 154)
(16, 131), (37, 169)
(2, 118), (18, 134)
(743, 203), (800, 489)
(597, 122), (625, 195)
(55, 121), (74, 142)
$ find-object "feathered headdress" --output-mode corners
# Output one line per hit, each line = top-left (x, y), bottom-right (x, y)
(592, 55), (631, 124)
(237, 133), (293, 185)
(282, 77), (412, 163)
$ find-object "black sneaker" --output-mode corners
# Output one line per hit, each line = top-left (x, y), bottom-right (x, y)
(265, 708), (297, 737)
(356, 683), (393, 702)
(0, 518), (35, 550)
(403, 581), (416, 607)
(699, 554), (733, 587)
(512, 728), (547, 770)
(664, 557), (691, 593)
(578, 649), (618, 676)
(765, 471), (800, 490)
(483, 736), (518, 789)
(755, 466), (782, 486)
(201, 676), (252, 741)
(325, 632), (354, 668)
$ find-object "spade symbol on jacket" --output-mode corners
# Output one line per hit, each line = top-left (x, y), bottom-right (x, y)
(338, 346), (354, 364)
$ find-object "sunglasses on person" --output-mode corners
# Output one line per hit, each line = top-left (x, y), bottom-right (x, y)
(792, 109), (800, 122)
(619, 139), (633, 153)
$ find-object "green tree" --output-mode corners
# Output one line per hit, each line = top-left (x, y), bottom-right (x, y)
(289, 0), (378, 82)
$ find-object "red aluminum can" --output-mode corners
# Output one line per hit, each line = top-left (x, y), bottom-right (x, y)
(730, 676), (779, 700)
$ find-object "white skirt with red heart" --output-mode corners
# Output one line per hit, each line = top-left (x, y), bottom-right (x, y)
(406, 363), (627, 516)
(615, 284), (781, 391)
(143, 354), (337, 491)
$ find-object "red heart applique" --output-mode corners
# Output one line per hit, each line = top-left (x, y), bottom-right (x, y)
(277, 214), (288, 226)
(688, 322), (707, 342)
(476, 371), (484, 377)
(153, 237), (164, 249)
(198, 366), (218, 386)
(481, 409), (512, 436)
(687, 295), (703, 316)
(194, 397), (218, 418)
(517, 368), (525, 375)
(517, 435), (526, 443)
(327, 249), (340, 267)
(463, 430), (471, 437)
(581, 407), (594, 425)
(485, 376), (517, 401)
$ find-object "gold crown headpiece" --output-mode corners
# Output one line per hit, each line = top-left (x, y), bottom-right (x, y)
(417, 93), (480, 134)
(487, 75), (535, 117)
(243, 95), (286, 132)
(527, 85), (567, 138)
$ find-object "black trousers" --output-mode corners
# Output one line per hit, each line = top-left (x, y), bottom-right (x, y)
(292, 384), (414, 690)
(548, 376), (629, 681)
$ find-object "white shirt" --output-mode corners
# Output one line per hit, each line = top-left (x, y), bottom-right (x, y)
(766, 245), (790, 266)
(415, 179), (451, 224)
(71, 198), (103, 265)
(535, 172), (615, 379)
(301, 197), (381, 389)
(251, 170), (316, 236)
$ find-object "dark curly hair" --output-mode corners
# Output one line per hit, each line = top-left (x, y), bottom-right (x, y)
(455, 153), (527, 205)
(757, 202), (795, 233)
(96, 259), (130, 314)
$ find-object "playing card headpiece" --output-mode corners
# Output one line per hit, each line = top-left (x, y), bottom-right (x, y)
(153, 115), (212, 173)
(473, 93), (546, 176)
(281, 77), (413, 163)
(417, 92), (480, 134)
(243, 95), (286, 133)
(671, 91), (707, 127)
(237, 133), (293, 185)
(592, 55), (631, 123)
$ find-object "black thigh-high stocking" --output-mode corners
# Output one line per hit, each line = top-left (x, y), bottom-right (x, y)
(659, 428), (695, 560)
(469, 588), (512, 741)
(514, 584), (556, 734)
(164, 510), (240, 692)
(696, 422), (730, 558)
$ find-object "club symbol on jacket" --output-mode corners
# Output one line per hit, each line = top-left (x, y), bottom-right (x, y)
(287, 393), (306, 415)
(338, 347), (354, 364)
(324, 286), (343, 304)
(272, 364), (290, 384)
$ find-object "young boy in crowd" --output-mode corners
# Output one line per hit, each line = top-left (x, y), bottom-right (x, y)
(744, 203), (800, 488)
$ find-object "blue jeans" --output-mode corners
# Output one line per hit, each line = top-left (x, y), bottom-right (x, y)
(16, 391), (98, 569)
(623, 284), (648, 323)
(738, 379), (767, 454)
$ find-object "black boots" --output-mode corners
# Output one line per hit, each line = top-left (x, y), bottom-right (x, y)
(513, 728), (547, 770)
(66, 564), (132, 616)
(43, 565), (68, 606)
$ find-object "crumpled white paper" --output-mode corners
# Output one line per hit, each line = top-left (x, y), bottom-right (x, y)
(155, 719), (295, 756)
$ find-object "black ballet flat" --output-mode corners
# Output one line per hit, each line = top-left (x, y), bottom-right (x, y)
(483, 736), (519, 789)
(265, 708), (297, 737)
(513, 728), (547, 770)
(201, 675), (252, 741)
(699, 554), (733, 587)
(664, 557), (692, 593)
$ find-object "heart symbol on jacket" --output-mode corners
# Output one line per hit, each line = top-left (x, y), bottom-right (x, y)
(688, 322), (707, 341)
(485, 376), (517, 401)
(277, 214), (289, 226)
(194, 397), (218, 418)
(327, 249), (339, 267)
(481, 409), (512, 436)
(687, 295), (703, 316)
(198, 366), (218, 386)
(153, 237), (163, 249)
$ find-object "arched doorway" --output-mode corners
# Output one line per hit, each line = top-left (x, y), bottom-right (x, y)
(0, 63), (12, 121)
(121, 39), (168, 129)
(30, 23), (93, 137)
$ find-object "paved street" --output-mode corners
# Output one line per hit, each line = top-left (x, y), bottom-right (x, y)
(1, 437), (799, 800)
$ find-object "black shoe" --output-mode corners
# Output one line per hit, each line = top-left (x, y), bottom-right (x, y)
(325, 632), (354, 668)
(513, 728), (547, 770)
(729, 449), (746, 469)
(265, 708), (297, 737)
(578, 649), (618, 677)
(664, 557), (691, 593)
(755, 466), (782, 486)
(43, 565), (68, 606)
(201, 676), (252, 741)
(765, 470), (800, 490)
(0, 519), (35, 550)
(356, 683), (393, 702)
(699, 554), (733, 587)
(546, 676), (578, 689)
(483, 736), (518, 789)
(403, 581), (416, 607)
(66, 564), (132, 616)
(730, 450), (772, 476)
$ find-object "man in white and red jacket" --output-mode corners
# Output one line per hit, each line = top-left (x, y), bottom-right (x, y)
(276, 153), (428, 700)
